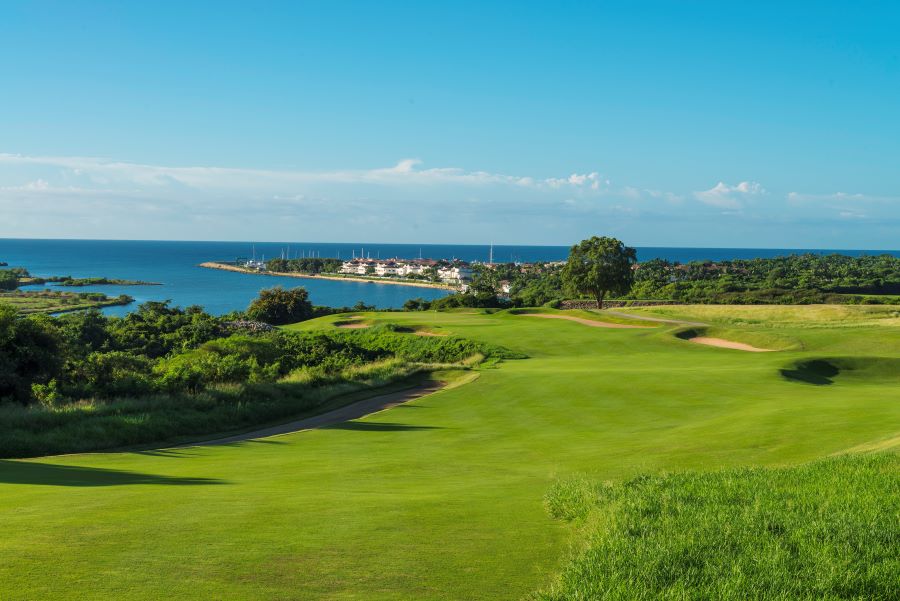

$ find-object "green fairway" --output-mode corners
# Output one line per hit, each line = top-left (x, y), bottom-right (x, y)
(1, 306), (898, 600)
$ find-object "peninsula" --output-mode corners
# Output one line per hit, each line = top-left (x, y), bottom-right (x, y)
(199, 260), (458, 290)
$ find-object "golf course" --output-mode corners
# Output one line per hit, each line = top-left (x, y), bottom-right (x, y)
(1, 305), (897, 599)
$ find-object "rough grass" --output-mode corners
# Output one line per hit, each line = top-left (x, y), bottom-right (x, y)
(0, 361), (445, 457)
(0, 306), (897, 599)
(537, 453), (899, 600)
(0, 292), (129, 314)
(628, 304), (900, 328)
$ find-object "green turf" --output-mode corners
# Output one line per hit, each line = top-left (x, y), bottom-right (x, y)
(0, 306), (897, 599)
(538, 453), (899, 600)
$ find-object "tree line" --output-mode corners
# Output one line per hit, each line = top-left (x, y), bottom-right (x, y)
(408, 238), (900, 309)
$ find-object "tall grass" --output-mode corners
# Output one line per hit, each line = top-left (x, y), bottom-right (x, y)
(537, 453), (899, 600)
(0, 359), (442, 458)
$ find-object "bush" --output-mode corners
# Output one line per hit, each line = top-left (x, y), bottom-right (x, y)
(246, 286), (314, 325)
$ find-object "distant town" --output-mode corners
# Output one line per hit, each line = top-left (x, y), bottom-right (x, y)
(230, 254), (535, 294)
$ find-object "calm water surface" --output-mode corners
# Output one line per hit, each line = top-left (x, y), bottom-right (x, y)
(2, 239), (897, 316)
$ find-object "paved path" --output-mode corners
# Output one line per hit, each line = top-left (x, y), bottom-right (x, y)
(180, 382), (445, 448)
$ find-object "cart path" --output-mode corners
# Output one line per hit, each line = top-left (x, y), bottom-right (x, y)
(179, 381), (446, 447)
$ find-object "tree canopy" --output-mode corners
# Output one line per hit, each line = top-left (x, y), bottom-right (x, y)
(561, 236), (637, 308)
(245, 286), (314, 325)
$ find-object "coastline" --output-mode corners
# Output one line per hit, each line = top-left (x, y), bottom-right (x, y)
(2, 290), (134, 315)
(198, 262), (456, 290)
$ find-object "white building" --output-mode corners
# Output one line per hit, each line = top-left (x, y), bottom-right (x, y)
(437, 266), (473, 284)
(339, 258), (470, 284)
(340, 259), (378, 275)
(375, 261), (401, 276)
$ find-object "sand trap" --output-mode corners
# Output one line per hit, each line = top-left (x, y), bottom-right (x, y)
(413, 330), (447, 337)
(688, 337), (773, 352)
(522, 314), (651, 329)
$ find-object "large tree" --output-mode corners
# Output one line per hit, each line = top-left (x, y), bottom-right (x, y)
(246, 286), (314, 325)
(561, 236), (637, 309)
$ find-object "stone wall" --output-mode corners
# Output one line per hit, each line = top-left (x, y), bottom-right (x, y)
(559, 299), (684, 310)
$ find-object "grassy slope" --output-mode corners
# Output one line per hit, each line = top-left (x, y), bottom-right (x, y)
(539, 453), (899, 600)
(0, 308), (898, 599)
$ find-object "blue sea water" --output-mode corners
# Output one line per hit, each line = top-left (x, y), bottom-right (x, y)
(1, 239), (898, 316)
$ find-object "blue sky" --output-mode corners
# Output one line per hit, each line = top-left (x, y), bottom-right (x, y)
(1, 1), (898, 248)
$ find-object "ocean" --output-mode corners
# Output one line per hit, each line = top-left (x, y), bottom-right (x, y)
(2, 238), (898, 316)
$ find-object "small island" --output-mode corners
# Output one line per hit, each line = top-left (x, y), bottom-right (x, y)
(0, 266), (143, 314)
(14, 276), (160, 287)
(0, 289), (134, 314)
(48, 276), (162, 287)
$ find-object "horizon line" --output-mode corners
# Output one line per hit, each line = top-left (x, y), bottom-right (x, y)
(0, 236), (898, 253)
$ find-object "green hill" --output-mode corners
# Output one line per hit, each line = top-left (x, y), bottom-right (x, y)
(0, 306), (897, 599)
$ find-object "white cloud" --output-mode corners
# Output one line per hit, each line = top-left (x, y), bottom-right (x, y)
(694, 181), (765, 209)
(4, 151), (893, 246)
(787, 191), (899, 204)
(0, 153), (613, 193)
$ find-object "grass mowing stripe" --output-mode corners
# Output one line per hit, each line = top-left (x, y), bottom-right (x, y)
(0, 306), (897, 599)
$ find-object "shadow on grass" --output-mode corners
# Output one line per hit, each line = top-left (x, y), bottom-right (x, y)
(324, 421), (442, 432)
(136, 439), (287, 456)
(0, 460), (228, 487)
(780, 359), (840, 385)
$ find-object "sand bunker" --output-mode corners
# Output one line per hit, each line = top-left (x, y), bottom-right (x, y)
(688, 337), (773, 352)
(523, 314), (651, 329)
(413, 330), (447, 337)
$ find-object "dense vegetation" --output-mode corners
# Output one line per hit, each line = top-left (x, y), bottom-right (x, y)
(50, 276), (160, 286)
(265, 257), (343, 274)
(0, 299), (511, 456)
(561, 236), (636, 308)
(0, 267), (28, 291)
(539, 453), (899, 600)
(246, 286), (315, 324)
(407, 252), (900, 309)
(630, 253), (900, 304)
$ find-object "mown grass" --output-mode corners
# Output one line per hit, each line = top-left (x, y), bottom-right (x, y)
(538, 453), (899, 600)
(0, 323), (508, 457)
(507, 307), (655, 327)
(0, 306), (897, 599)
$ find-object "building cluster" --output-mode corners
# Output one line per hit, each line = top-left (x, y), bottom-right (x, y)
(339, 259), (473, 284)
